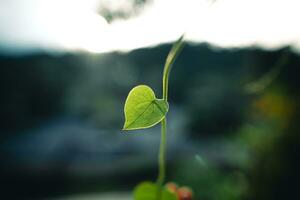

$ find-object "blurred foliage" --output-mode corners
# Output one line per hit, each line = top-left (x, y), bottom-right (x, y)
(0, 43), (300, 200)
(98, 0), (152, 23)
(244, 52), (289, 94)
(0, 55), (84, 134)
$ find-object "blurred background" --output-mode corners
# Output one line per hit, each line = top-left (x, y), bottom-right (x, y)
(0, 0), (300, 200)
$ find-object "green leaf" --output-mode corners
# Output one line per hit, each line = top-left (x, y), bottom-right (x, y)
(123, 85), (168, 130)
(133, 182), (177, 200)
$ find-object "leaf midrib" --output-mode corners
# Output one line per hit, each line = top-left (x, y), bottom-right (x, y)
(125, 101), (153, 129)
(125, 100), (167, 129)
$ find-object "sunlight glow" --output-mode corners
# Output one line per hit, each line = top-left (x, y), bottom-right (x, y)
(1, 0), (300, 53)
(38, 0), (110, 53)
(74, 0), (300, 53)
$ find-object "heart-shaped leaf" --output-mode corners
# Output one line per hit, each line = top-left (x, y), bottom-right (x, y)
(123, 85), (168, 130)
(133, 182), (177, 200)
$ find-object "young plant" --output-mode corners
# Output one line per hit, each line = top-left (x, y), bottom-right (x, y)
(123, 36), (185, 200)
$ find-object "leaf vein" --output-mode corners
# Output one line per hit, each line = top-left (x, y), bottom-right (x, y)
(125, 102), (153, 129)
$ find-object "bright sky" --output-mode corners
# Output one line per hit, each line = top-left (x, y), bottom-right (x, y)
(0, 0), (300, 54)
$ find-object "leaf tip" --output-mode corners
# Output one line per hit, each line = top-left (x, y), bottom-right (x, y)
(122, 124), (129, 131)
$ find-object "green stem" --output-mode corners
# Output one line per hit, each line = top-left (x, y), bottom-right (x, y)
(156, 118), (167, 199)
(163, 35), (185, 102)
(156, 35), (184, 200)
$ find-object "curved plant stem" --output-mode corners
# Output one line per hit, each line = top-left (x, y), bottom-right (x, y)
(162, 35), (185, 102)
(156, 35), (185, 200)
